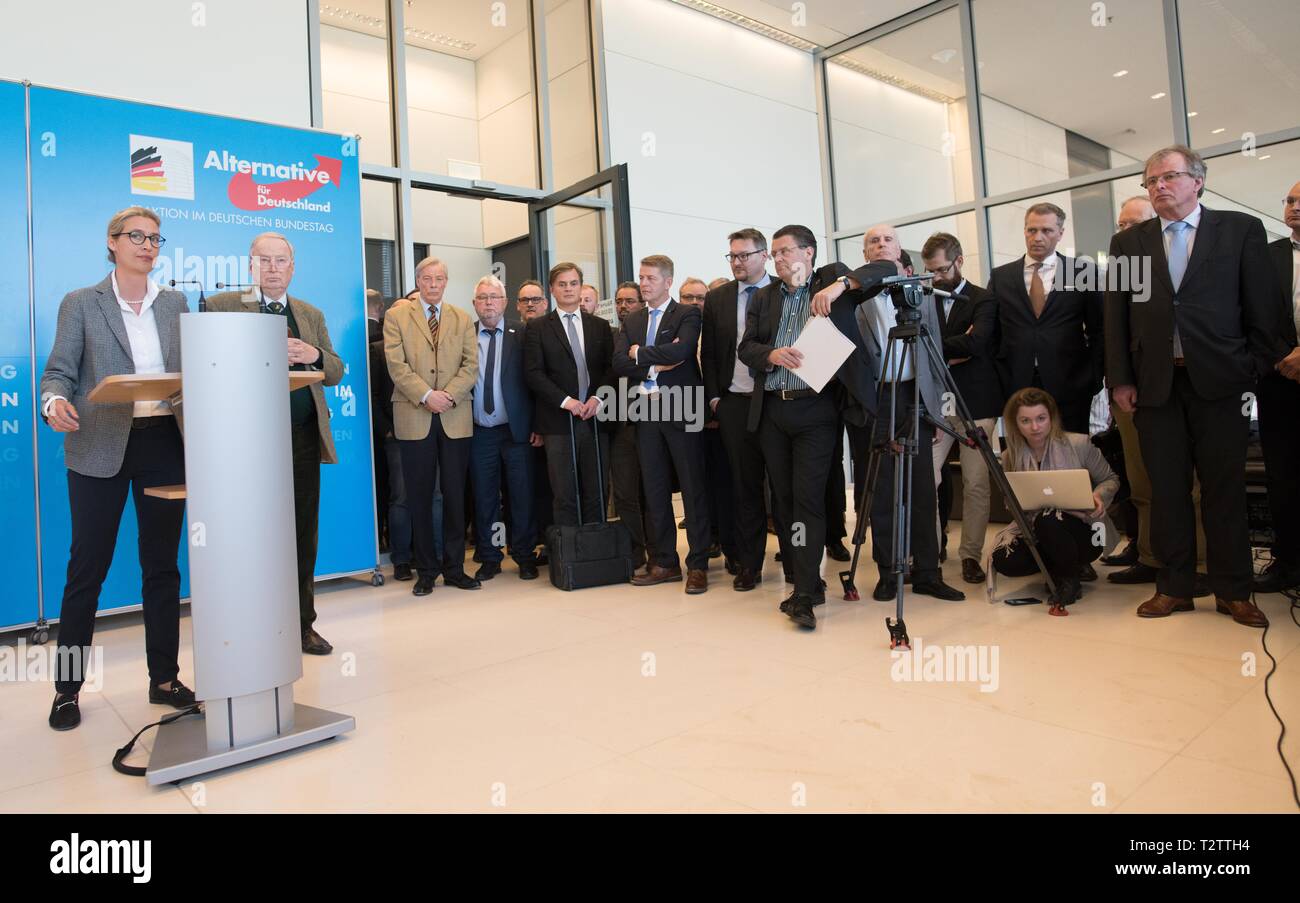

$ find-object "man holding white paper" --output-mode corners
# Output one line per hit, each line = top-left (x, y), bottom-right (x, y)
(737, 224), (895, 629)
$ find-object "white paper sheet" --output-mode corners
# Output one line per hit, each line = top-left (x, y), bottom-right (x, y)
(787, 315), (854, 393)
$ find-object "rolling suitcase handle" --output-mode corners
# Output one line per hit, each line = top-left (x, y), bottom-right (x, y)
(566, 408), (609, 527)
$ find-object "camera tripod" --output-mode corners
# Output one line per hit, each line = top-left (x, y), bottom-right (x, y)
(838, 275), (1062, 650)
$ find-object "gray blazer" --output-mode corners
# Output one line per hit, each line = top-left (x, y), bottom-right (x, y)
(40, 274), (187, 477)
(855, 291), (946, 418)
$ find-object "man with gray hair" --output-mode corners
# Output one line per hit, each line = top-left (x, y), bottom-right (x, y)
(207, 231), (344, 654)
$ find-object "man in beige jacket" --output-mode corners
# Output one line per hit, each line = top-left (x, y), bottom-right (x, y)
(207, 231), (343, 655)
(384, 257), (479, 594)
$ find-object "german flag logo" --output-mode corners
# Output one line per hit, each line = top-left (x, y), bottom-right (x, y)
(130, 145), (166, 194)
(129, 135), (194, 201)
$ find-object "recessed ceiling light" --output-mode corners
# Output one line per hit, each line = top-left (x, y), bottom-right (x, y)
(1187, 111), (1198, 117)
(1113, 70), (1129, 78)
(1212, 127), (1225, 134)
(1260, 155), (1272, 160)
(1150, 92), (1166, 99)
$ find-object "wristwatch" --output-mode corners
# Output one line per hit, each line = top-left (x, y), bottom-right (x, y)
(839, 276), (852, 291)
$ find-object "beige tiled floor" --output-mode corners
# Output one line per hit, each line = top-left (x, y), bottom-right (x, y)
(1, 521), (1297, 813)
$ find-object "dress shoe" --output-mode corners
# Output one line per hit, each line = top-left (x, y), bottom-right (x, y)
(631, 564), (683, 586)
(1193, 573), (1212, 597)
(392, 562), (414, 581)
(444, 572), (482, 590)
(774, 551), (783, 562)
(49, 693), (80, 731)
(961, 557), (986, 584)
(685, 569), (708, 594)
(707, 543), (722, 559)
(301, 629), (333, 655)
(1078, 563), (1097, 582)
(786, 594), (817, 629)
(472, 549), (483, 563)
(913, 579), (966, 602)
(1050, 576), (1082, 607)
(1100, 541), (1139, 567)
(1136, 592), (1194, 618)
(518, 563), (539, 580)
(724, 557), (739, 576)
(150, 679), (198, 705)
(733, 568), (760, 591)
(1253, 559), (1300, 593)
(412, 575), (435, 596)
(1216, 597), (1269, 628)
(678, 517), (688, 529)
(475, 561), (502, 581)
(874, 576), (897, 601)
(825, 540), (850, 562)
(1107, 562), (1157, 584)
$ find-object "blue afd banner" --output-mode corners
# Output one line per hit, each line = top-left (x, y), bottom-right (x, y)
(29, 86), (374, 621)
(0, 81), (40, 630)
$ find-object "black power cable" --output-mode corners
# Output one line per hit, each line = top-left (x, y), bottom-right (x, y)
(112, 705), (202, 777)
(1250, 549), (1299, 810)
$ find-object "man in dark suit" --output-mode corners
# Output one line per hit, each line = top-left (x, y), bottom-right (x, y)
(368, 289), (413, 581)
(703, 228), (773, 591)
(737, 224), (898, 628)
(990, 202), (1104, 433)
(469, 275), (538, 581)
(524, 261), (615, 529)
(208, 231), (345, 654)
(921, 232), (1002, 584)
(1255, 180), (1300, 592)
(1106, 145), (1300, 627)
(610, 281), (653, 572)
(614, 254), (711, 593)
(848, 225), (965, 604)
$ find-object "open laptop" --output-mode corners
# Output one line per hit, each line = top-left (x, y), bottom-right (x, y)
(1005, 468), (1095, 511)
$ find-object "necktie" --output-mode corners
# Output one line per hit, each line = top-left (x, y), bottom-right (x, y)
(1167, 220), (1192, 291)
(565, 313), (589, 401)
(483, 328), (497, 415)
(428, 306), (440, 344)
(267, 300), (284, 315)
(1029, 262), (1046, 318)
(643, 307), (661, 392)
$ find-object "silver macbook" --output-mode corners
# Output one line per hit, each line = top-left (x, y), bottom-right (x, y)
(1005, 468), (1095, 511)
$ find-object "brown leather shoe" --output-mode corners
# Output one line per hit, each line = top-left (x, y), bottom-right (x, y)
(685, 569), (708, 594)
(1136, 593), (1195, 618)
(732, 568), (760, 591)
(631, 564), (682, 586)
(1215, 597), (1269, 628)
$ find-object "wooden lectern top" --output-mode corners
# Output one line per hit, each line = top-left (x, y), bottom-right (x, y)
(88, 371), (324, 403)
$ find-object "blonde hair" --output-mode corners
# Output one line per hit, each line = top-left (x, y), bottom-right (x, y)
(250, 231), (294, 259)
(415, 256), (446, 280)
(106, 206), (161, 263)
(1001, 387), (1068, 467)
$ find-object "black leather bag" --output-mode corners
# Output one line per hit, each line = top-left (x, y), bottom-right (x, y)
(546, 415), (634, 590)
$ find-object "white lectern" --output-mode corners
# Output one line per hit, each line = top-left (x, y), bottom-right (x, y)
(90, 312), (355, 785)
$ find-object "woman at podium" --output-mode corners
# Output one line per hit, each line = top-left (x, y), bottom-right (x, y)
(38, 205), (196, 731)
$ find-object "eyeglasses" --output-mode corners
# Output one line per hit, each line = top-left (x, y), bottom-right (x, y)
(927, 261), (957, 276)
(112, 230), (165, 248)
(724, 249), (765, 263)
(255, 255), (292, 269)
(770, 246), (809, 260)
(1141, 171), (1193, 190)
(680, 293), (706, 303)
(474, 293), (506, 302)
(519, 296), (546, 305)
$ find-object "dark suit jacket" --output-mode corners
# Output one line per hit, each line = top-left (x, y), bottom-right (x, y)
(736, 260), (896, 432)
(702, 276), (768, 403)
(612, 299), (703, 428)
(1104, 207), (1291, 406)
(937, 280), (1003, 420)
(1269, 236), (1298, 346)
(368, 317), (393, 439)
(990, 252), (1103, 406)
(474, 320), (532, 444)
(524, 308), (614, 435)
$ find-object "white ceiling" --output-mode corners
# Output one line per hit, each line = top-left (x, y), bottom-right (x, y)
(320, 0), (538, 61)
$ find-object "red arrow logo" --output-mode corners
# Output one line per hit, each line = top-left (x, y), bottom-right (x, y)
(227, 155), (342, 210)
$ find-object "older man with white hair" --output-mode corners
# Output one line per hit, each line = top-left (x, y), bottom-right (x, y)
(207, 231), (344, 655)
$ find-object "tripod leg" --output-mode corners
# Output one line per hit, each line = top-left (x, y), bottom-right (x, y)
(840, 375), (891, 600)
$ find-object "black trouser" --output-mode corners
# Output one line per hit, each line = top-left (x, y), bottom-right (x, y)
(1256, 371), (1300, 569)
(611, 420), (652, 568)
(703, 425), (736, 555)
(1135, 368), (1251, 600)
(759, 390), (838, 596)
(993, 510), (1098, 582)
(401, 415), (472, 580)
(292, 419), (322, 630)
(638, 418), (711, 571)
(544, 419), (610, 527)
(863, 380), (940, 582)
(716, 391), (767, 571)
(55, 417), (185, 695)
(824, 419), (847, 544)
(470, 423), (537, 565)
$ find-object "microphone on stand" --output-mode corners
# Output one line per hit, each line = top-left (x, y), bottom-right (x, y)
(214, 282), (263, 312)
(168, 279), (208, 312)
